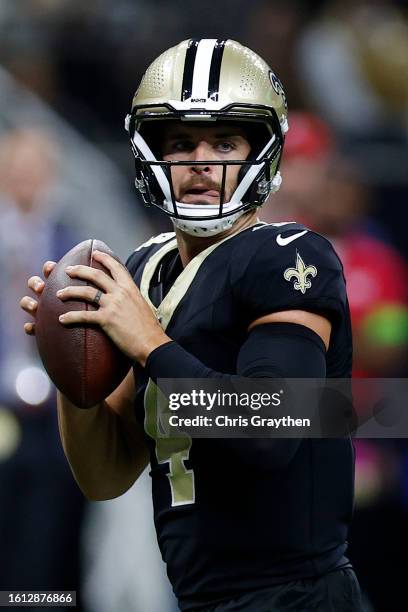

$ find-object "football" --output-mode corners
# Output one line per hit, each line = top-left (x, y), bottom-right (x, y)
(35, 239), (131, 408)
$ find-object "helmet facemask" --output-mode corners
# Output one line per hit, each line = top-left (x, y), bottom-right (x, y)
(126, 108), (284, 236)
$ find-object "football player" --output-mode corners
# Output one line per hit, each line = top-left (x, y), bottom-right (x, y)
(21, 40), (362, 611)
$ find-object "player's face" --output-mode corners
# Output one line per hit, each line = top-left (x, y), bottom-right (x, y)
(161, 123), (251, 205)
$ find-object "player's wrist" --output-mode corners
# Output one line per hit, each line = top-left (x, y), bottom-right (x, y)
(135, 331), (173, 367)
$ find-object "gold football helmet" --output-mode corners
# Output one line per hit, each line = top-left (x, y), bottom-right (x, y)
(125, 39), (289, 236)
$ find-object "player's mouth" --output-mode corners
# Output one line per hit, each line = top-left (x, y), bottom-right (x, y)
(181, 187), (221, 205)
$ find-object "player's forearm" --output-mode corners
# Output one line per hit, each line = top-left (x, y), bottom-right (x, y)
(57, 391), (147, 500)
(145, 327), (326, 470)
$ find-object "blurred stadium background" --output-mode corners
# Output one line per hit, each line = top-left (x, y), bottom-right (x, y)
(0, 1), (407, 611)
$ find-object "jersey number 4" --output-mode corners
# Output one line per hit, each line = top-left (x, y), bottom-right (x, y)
(144, 379), (195, 506)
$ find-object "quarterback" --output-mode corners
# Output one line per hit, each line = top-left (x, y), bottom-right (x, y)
(21, 40), (362, 611)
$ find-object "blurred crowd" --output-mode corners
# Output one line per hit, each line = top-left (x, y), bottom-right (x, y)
(0, 1), (407, 611)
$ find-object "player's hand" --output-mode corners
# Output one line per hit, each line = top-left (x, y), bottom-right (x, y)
(20, 261), (57, 335)
(55, 250), (171, 365)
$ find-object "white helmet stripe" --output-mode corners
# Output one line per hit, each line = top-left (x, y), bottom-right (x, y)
(229, 135), (276, 205)
(132, 131), (174, 209)
(191, 39), (217, 100)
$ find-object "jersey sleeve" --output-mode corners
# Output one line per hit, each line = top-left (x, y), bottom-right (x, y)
(233, 229), (349, 327)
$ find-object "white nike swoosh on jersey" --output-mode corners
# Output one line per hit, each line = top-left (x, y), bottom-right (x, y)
(276, 230), (308, 246)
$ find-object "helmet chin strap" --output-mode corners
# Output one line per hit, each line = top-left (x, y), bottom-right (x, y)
(169, 202), (245, 237)
(131, 130), (280, 237)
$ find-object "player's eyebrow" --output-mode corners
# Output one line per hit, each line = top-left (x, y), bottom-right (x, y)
(213, 132), (244, 139)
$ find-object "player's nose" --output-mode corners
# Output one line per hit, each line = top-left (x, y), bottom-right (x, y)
(190, 141), (216, 173)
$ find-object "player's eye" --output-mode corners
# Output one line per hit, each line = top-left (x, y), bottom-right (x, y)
(216, 141), (236, 153)
(170, 140), (194, 153)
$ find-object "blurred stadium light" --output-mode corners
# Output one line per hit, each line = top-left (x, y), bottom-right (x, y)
(15, 366), (51, 406)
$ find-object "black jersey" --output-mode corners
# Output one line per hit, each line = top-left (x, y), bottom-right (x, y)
(126, 222), (354, 611)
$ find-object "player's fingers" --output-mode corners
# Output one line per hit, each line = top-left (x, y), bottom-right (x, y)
(92, 250), (127, 282)
(65, 264), (115, 292)
(43, 260), (57, 278)
(20, 295), (38, 314)
(57, 285), (105, 305)
(27, 276), (44, 294)
(24, 321), (35, 335)
(58, 309), (100, 326)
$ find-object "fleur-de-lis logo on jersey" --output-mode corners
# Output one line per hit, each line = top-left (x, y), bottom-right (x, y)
(283, 252), (317, 294)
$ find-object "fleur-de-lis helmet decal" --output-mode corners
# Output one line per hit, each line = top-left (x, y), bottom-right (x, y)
(284, 252), (317, 294)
